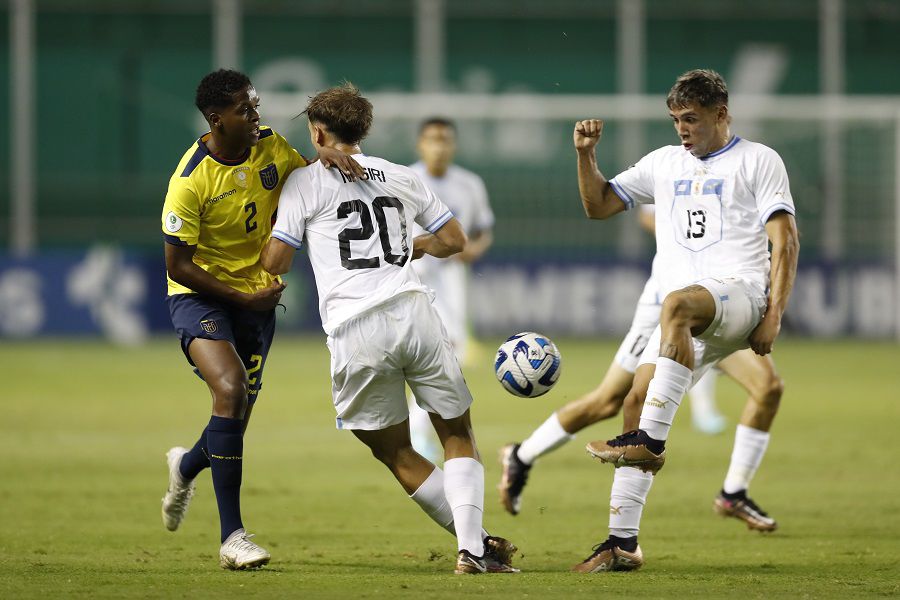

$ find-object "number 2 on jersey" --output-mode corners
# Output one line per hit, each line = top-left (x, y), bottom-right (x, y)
(244, 202), (258, 234)
(337, 196), (409, 270)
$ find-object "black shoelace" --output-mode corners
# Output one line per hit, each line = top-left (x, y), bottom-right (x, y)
(607, 430), (641, 447)
(742, 496), (769, 516)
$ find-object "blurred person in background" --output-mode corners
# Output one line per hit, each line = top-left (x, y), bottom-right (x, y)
(407, 118), (496, 462)
(499, 205), (785, 522)
(159, 69), (361, 570)
(569, 69), (798, 573)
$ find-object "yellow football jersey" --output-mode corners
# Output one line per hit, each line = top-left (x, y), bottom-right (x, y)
(162, 126), (308, 296)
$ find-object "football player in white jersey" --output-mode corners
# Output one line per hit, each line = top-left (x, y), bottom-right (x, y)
(499, 205), (785, 527)
(569, 69), (799, 573)
(407, 118), (495, 462)
(259, 84), (517, 575)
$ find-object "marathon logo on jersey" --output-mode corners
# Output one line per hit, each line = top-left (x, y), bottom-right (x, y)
(259, 163), (279, 190)
(200, 319), (218, 334)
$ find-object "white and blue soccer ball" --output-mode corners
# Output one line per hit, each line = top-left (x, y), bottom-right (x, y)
(494, 332), (562, 398)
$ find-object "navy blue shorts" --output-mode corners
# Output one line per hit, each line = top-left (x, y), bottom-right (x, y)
(167, 294), (276, 404)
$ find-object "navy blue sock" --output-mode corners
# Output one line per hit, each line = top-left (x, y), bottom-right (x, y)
(207, 415), (244, 542)
(179, 427), (210, 480)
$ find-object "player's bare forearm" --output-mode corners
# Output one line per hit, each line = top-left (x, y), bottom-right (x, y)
(750, 212), (799, 355)
(165, 243), (249, 306)
(415, 217), (467, 260)
(576, 149), (614, 219)
(573, 119), (625, 220)
(260, 237), (295, 275)
(763, 212), (799, 322)
(413, 233), (461, 259)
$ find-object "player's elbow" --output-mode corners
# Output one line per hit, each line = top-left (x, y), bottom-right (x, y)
(581, 196), (614, 220)
(261, 254), (289, 276)
(436, 223), (467, 256)
(447, 229), (468, 255)
(583, 204), (613, 220)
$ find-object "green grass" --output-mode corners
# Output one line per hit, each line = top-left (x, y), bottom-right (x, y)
(2, 336), (899, 598)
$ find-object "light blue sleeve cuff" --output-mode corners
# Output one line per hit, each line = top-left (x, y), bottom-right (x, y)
(425, 210), (454, 233)
(272, 230), (303, 249)
(608, 180), (635, 210)
(759, 202), (795, 226)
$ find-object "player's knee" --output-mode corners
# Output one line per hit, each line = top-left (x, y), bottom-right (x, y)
(660, 292), (696, 328)
(759, 374), (784, 408)
(369, 442), (412, 468)
(212, 374), (249, 416)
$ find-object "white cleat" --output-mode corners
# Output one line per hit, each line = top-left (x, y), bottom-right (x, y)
(219, 529), (271, 570)
(161, 446), (196, 531)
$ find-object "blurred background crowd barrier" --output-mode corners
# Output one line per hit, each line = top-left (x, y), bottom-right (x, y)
(1, 0), (898, 342)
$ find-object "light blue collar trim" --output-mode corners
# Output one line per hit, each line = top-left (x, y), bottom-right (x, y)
(700, 136), (741, 161)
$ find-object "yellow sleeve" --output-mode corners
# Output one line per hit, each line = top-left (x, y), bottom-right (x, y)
(161, 175), (201, 246)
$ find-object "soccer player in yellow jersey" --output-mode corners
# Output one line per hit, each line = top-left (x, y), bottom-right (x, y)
(159, 69), (361, 570)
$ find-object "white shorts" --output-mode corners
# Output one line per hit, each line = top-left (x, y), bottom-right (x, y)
(614, 276), (662, 373)
(694, 277), (767, 349)
(327, 291), (474, 431)
(638, 276), (767, 381)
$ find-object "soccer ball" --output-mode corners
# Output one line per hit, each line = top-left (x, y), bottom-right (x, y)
(494, 332), (562, 398)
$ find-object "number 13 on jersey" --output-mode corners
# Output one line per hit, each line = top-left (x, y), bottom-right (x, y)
(672, 178), (724, 252)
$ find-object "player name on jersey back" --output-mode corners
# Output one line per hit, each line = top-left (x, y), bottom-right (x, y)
(273, 154), (454, 335)
(337, 167), (387, 184)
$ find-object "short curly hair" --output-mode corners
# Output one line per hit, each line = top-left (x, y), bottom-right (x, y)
(195, 69), (252, 115)
(666, 69), (728, 110)
(305, 83), (373, 145)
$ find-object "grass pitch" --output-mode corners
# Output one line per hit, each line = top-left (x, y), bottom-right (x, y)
(2, 336), (899, 598)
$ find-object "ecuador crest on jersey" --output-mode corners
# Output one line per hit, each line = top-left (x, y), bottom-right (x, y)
(259, 163), (279, 190)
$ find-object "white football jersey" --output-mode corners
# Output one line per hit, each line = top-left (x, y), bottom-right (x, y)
(610, 136), (795, 296)
(272, 154), (453, 334)
(408, 162), (494, 279)
(407, 162), (494, 348)
(408, 162), (494, 238)
(637, 204), (662, 301)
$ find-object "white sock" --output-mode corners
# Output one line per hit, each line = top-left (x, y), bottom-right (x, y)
(688, 369), (720, 418)
(409, 467), (455, 534)
(722, 424), (771, 494)
(443, 457), (485, 556)
(408, 467), (490, 539)
(639, 357), (693, 441)
(516, 412), (575, 465)
(608, 466), (654, 538)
